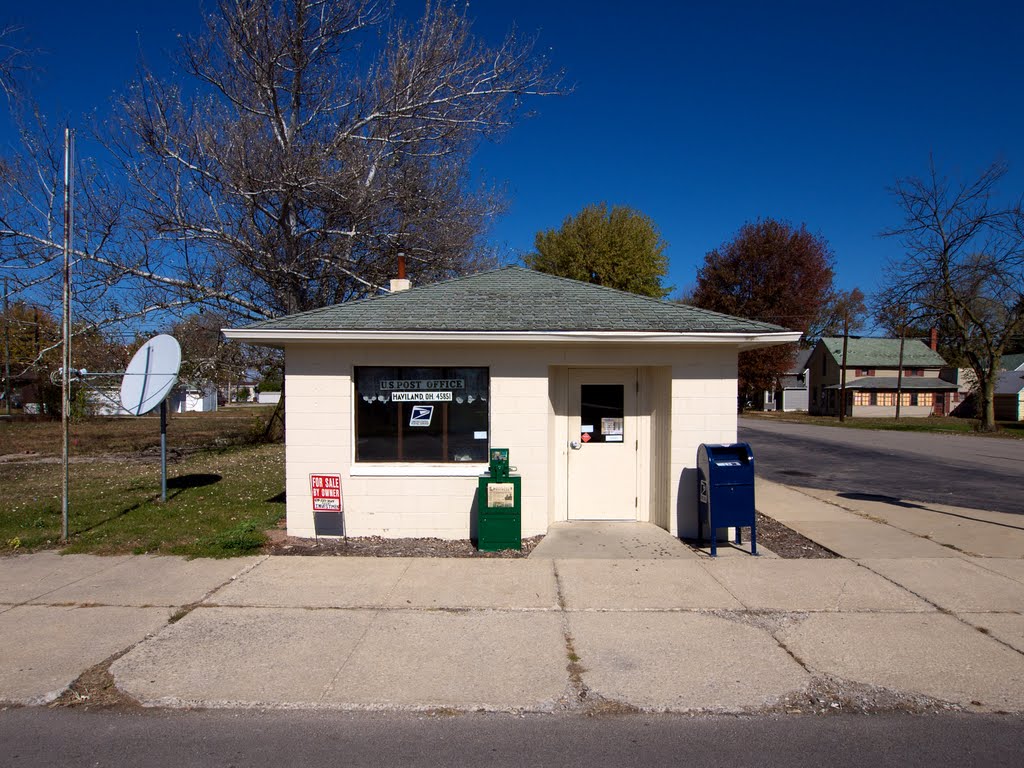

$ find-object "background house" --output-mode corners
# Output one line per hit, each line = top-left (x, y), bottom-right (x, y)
(758, 347), (811, 412)
(222, 377), (258, 404)
(85, 386), (133, 416)
(807, 336), (958, 418)
(1000, 353), (1024, 372)
(170, 383), (219, 413)
(994, 371), (1024, 422)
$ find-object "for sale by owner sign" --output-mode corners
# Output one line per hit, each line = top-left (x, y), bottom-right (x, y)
(310, 474), (342, 512)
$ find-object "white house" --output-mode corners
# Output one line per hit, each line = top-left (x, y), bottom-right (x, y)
(257, 390), (282, 405)
(170, 384), (219, 413)
(761, 347), (811, 412)
(995, 371), (1024, 422)
(86, 387), (133, 416)
(224, 267), (799, 541)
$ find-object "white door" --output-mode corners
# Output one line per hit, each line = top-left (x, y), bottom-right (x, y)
(567, 368), (638, 521)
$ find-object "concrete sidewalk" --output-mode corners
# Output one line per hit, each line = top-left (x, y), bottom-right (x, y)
(1, 480), (1022, 715)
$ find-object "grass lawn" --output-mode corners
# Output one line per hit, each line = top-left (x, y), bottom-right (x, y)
(0, 408), (285, 557)
(743, 410), (1024, 438)
(0, 407), (276, 456)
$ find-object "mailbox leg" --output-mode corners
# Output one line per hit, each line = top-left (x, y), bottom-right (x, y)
(751, 519), (758, 556)
(710, 525), (717, 558)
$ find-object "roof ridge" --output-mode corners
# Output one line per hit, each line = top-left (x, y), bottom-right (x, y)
(235, 265), (798, 334)
(510, 266), (791, 327)
(245, 265), (518, 325)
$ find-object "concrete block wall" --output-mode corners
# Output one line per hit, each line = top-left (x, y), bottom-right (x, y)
(670, 348), (738, 538)
(283, 341), (741, 540)
(284, 343), (550, 539)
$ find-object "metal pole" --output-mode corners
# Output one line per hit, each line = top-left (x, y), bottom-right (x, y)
(160, 399), (168, 503)
(61, 127), (74, 543)
(839, 317), (849, 422)
(895, 329), (906, 421)
(3, 277), (10, 417)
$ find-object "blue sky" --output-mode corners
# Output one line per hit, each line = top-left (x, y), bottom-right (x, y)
(4, 0), (1023, 302)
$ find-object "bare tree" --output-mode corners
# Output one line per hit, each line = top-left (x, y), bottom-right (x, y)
(0, 0), (562, 331)
(0, 24), (30, 102)
(882, 160), (1024, 431)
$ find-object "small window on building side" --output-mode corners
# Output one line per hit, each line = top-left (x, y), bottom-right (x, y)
(354, 367), (489, 463)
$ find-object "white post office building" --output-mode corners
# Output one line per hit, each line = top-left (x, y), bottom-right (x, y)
(224, 267), (798, 540)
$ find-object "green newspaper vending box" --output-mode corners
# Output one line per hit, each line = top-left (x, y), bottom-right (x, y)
(477, 448), (521, 551)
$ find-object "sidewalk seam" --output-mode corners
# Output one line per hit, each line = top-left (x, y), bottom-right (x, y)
(699, 560), (818, 683)
(8, 555), (140, 609)
(317, 558), (415, 702)
(551, 561), (588, 708)
(852, 559), (1024, 659)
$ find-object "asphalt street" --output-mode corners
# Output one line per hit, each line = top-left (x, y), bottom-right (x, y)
(739, 418), (1024, 515)
(1, 709), (1022, 768)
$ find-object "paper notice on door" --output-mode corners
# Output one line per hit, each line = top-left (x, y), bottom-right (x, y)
(601, 417), (623, 436)
(581, 424), (594, 433)
(605, 435), (623, 442)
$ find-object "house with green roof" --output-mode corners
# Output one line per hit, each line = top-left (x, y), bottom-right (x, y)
(807, 336), (959, 418)
(224, 266), (799, 542)
(1000, 353), (1024, 373)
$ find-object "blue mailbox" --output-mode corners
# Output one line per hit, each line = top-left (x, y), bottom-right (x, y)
(697, 443), (757, 557)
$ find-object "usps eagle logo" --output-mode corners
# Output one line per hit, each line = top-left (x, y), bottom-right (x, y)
(409, 404), (434, 427)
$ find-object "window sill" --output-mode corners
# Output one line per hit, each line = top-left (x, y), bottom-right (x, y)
(351, 464), (488, 477)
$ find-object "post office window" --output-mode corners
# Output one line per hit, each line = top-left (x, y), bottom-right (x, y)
(354, 367), (489, 462)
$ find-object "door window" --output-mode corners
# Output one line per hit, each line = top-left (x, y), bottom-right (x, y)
(579, 384), (625, 444)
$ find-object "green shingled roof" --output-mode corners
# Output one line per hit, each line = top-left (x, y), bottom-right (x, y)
(819, 337), (948, 367)
(1001, 353), (1024, 372)
(238, 267), (792, 334)
(825, 377), (958, 391)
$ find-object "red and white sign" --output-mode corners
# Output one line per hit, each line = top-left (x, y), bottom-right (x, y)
(310, 474), (342, 512)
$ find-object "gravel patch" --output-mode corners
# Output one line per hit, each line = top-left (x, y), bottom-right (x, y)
(747, 512), (839, 559)
(264, 513), (833, 560)
(266, 530), (544, 558)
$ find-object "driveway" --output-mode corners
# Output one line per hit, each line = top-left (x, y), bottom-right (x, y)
(738, 418), (1024, 515)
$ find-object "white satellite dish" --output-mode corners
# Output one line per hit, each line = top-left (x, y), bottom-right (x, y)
(120, 334), (182, 416)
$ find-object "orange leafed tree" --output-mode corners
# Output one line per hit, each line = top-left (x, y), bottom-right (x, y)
(691, 219), (836, 405)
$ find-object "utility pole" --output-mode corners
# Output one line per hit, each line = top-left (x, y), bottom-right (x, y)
(61, 127), (74, 543)
(894, 323), (906, 422)
(838, 313), (849, 422)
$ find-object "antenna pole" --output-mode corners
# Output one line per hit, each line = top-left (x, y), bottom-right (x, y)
(61, 127), (74, 543)
(3, 277), (10, 418)
(160, 399), (168, 502)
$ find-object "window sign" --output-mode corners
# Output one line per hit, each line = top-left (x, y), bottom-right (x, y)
(601, 417), (623, 436)
(409, 405), (434, 427)
(392, 391), (452, 402)
(381, 379), (465, 391)
(355, 367), (489, 462)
